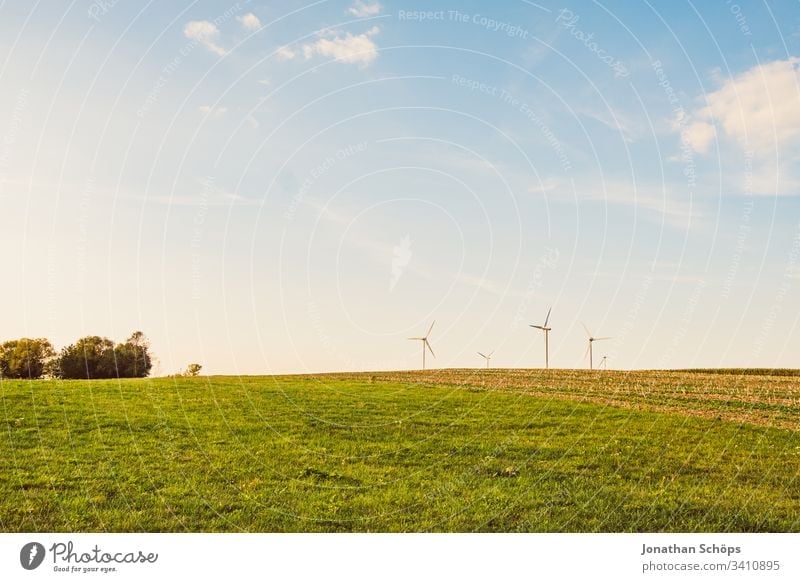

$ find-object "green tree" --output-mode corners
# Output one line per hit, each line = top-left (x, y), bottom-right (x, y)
(184, 363), (202, 377)
(56, 336), (116, 379)
(0, 338), (55, 379)
(56, 332), (153, 379)
(114, 332), (153, 378)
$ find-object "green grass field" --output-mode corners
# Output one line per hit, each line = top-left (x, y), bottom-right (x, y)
(2, 369), (799, 532)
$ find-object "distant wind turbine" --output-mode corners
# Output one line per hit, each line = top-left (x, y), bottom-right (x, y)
(582, 323), (611, 370)
(599, 355), (608, 370)
(408, 320), (435, 370)
(529, 307), (552, 369)
(477, 351), (493, 368)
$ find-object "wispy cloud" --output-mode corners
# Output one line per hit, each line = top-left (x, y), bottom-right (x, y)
(579, 106), (641, 143)
(546, 179), (700, 230)
(527, 177), (561, 194)
(593, 181), (700, 230)
(347, 1), (382, 17)
(197, 105), (227, 118)
(303, 196), (359, 227)
(456, 273), (521, 297)
(139, 179), (251, 207)
(245, 113), (260, 129)
(183, 20), (226, 56)
(378, 138), (505, 176)
(390, 235), (413, 292)
(305, 196), (524, 298)
(303, 197), (426, 280)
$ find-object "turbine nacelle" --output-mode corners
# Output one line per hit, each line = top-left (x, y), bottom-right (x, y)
(408, 321), (436, 369)
(582, 322), (611, 370)
(530, 307), (552, 369)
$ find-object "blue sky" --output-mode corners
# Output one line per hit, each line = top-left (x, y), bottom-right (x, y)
(1, 0), (799, 374)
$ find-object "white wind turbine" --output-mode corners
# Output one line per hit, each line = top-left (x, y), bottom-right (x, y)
(582, 322), (611, 370)
(408, 320), (435, 370)
(530, 307), (552, 369)
(477, 351), (494, 368)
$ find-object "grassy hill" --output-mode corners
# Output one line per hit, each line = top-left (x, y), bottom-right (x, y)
(1, 369), (799, 532)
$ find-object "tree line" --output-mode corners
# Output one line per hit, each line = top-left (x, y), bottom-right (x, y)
(0, 332), (153, 380)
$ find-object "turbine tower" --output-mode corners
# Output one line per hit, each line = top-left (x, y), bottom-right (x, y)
(408, 320), (435, 370)
(582, 323), (611, 370)
(477, 351), (493, 368)
(529, 307), (552, 369)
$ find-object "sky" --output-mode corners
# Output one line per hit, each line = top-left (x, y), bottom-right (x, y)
(1, 0), (799, 374)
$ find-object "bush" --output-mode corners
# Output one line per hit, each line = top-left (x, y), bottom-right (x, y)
(56, 332), (152, 379)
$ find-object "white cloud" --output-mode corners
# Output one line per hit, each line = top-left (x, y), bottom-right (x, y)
(705, 58), (800, 150)
(238, 13), (262, 31)
(682, 120), (716, 154)
(687, 58), (800, 153)
(348, 1), (382, 17)
(275, 46), (296, 60)
(679, 58), (800, 195)
(183, 20), (226, 56)
(302, 27), (380, 66)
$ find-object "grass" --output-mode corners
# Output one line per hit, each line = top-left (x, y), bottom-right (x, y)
(1, 369), (800, 532)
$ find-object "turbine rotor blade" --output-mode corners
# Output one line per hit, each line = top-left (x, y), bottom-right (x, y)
(581, 322), (592, 338)
(583, 343), (591, 360)
(425, 339), (435, 358)
(594, 336), (612, 341)
(530, 325), (545, 330)
(544, 307), (552, 327)
(426, 320), (435, 338)
(407, 337), (423, 340)
(477, 352), (487, 359)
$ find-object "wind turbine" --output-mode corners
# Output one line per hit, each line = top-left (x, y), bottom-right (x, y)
(599, 356), (608, 370)
(582, 323), (611, 370)
(477, 351), (493, 368)
(529, 307), (552, 369)
(408, 321), (435, 370)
